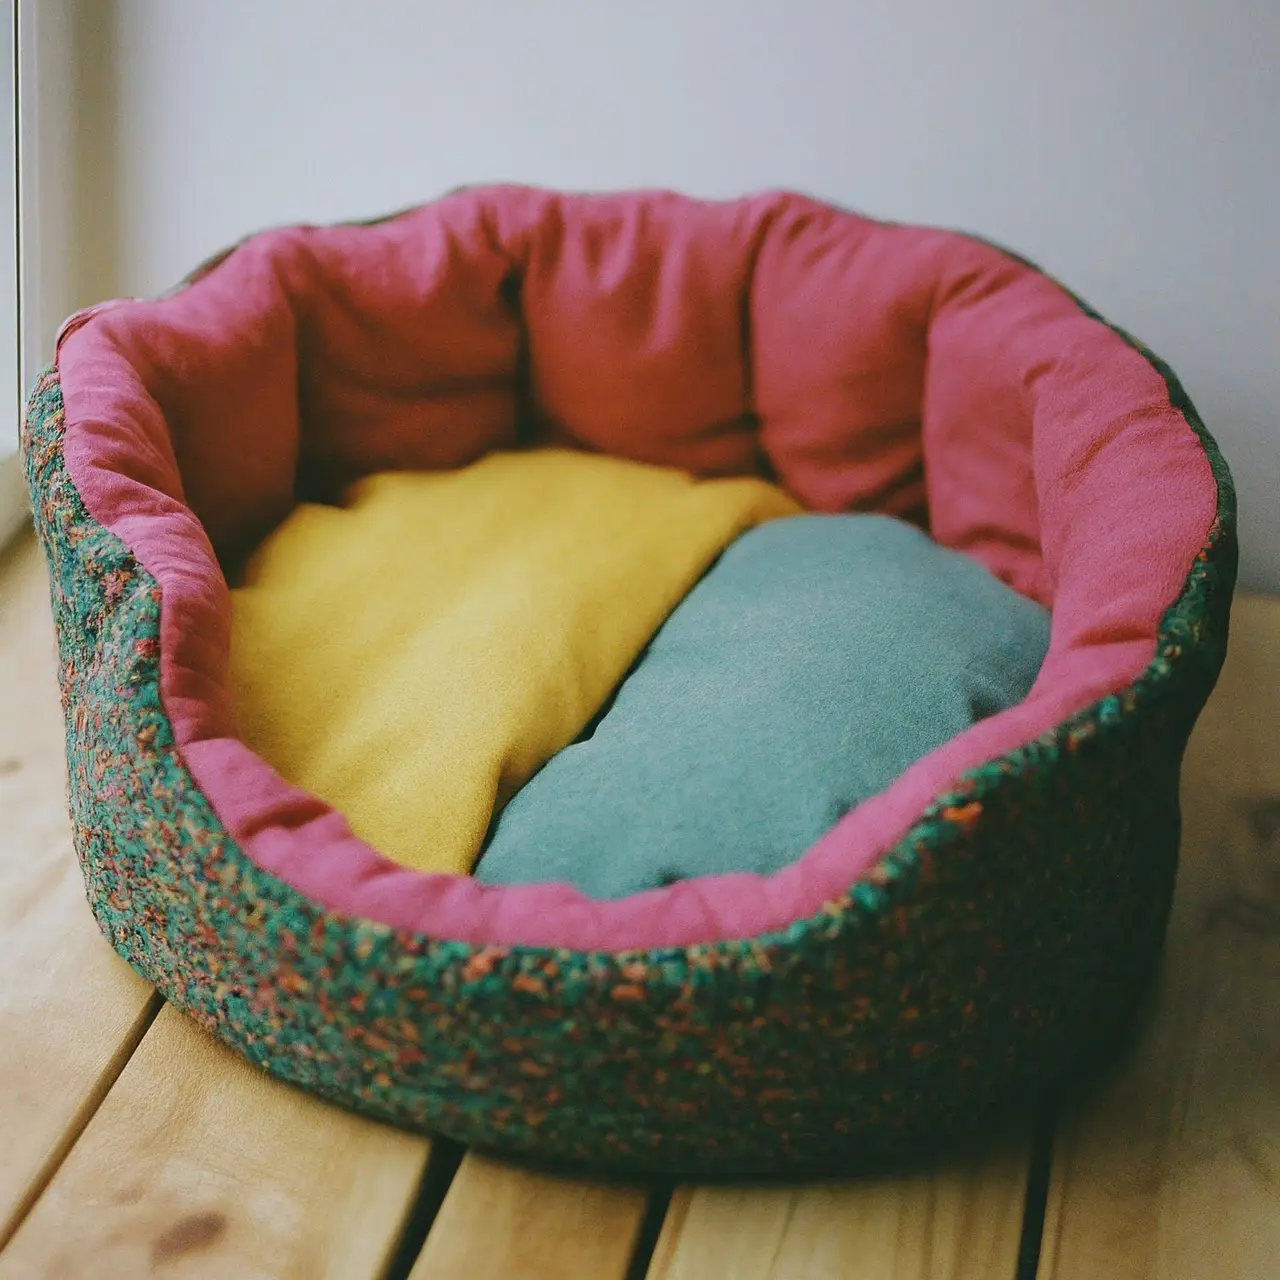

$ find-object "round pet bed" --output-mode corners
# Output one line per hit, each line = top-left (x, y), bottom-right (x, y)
(21, 185), (1236, 1177)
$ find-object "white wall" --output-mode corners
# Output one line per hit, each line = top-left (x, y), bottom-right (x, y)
(97, 0), (1278, 592)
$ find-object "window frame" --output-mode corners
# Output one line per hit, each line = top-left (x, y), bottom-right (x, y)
(2, 0), (74, 549)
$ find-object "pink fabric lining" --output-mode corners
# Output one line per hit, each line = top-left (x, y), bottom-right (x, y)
(55, 186), (1217, 951)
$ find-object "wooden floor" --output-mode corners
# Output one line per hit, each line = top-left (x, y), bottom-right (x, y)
(1, 530), (1276, 1280)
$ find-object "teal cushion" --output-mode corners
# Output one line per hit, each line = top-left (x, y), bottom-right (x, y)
(475, 514), (1052, 899)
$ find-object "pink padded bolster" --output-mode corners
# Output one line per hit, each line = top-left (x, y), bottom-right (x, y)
(56, 186), (1216, 949)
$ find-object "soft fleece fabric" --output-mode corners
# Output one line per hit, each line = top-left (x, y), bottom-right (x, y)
(230, 449), (798, 875)
(50, 185), (1219, 950)
(477, 515), (1052, 897)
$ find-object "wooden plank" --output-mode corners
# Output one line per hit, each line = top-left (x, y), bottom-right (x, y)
(646, 1144), (1029, 1280)
(1038, 596), (1280, 1280)
(0, 1004), (431, 1279)
(410, 1153), (650, 1280)
(0, 536), (158, 1248)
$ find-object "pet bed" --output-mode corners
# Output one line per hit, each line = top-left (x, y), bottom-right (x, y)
(21, 185), (1236, 1176)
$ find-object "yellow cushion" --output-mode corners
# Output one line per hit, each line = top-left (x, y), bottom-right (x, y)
(229, 449), (800, 874)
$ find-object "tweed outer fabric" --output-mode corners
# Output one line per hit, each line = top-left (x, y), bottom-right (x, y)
(21, 227), (1237, 1177)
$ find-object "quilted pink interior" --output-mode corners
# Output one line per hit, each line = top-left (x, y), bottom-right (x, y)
(53, 186), (1216, 950)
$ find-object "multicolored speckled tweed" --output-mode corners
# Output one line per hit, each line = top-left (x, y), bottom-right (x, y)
(21, 238), (1236, 1177)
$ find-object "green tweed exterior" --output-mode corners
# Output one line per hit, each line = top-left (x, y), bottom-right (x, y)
(21, 249), (1236, 1177)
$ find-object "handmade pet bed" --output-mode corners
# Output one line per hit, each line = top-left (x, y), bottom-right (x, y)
(22, 185), (1236, 1177)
